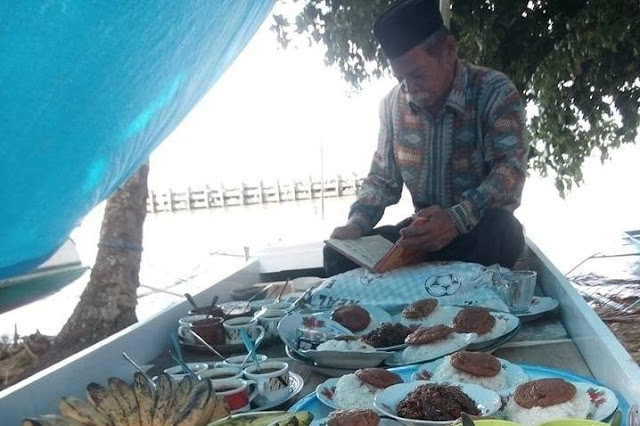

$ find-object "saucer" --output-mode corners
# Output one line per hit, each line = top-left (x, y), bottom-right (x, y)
(513, 296), (559, 322)
(248, 372), (304, 412)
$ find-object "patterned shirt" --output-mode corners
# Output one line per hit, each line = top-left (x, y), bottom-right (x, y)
(348, 60), (530, 234)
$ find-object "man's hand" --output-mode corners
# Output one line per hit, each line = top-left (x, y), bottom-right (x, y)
(330, 223), (363, 240)
(396, 205), (460, 252)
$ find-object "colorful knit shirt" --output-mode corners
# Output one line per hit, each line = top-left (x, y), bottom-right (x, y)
(348, 60), (530, 234)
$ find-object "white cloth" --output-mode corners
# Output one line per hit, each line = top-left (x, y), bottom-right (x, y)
(309, 262), (509, 312)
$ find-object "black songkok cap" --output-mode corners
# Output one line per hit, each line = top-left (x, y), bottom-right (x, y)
(374, 0), (445, 60)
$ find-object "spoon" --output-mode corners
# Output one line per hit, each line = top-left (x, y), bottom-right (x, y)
(274, 279), (289, 304)
(188, 329), (225, 360)
(121, 352), (155, 386)
(170, 332), (199, 380)
(240, 329), (261, 373)
(460, 413), (476, 426)
(206, 295), (219, 318)
(241, 331), (265, 369)
(184, 293), (199, 310)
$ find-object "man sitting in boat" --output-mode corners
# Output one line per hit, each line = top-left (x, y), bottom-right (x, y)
(324, 0), (529, 276)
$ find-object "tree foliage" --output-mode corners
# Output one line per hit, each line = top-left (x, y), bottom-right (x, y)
(272, 0), (640, 194)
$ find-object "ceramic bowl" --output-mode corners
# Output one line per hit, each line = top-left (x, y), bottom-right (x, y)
(538, 420), (609, 426)
(163, 363), (209, 380)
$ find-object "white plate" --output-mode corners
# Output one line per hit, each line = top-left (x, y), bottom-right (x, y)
(315, 377), (341, 410)
(305, 349), (393, 369)
(513, 296), (559, 321)
(394, 306), (520, 347)
(411, 356), (529, 393)
(501, 381), (619, 422)
(312, 417), (401, 426)
(373, 380), (502, 425)
(386, 332), (478, 366)
(317, 305), (392, 336)
(248, 372), (305, 412)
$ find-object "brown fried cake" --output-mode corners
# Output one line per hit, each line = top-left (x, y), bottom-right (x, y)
(355, 368), (403, 389)
(453, 307), (496, 335)
(514, 378), (577, 409)
(327, 409), (380, 426)
(405, 324), (454, 345)
(331, 305), (371, 332)
(451, 351), (501, 377)
(402, 298), (439, 319)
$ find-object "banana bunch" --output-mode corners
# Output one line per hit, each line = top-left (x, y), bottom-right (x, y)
(208, 411), (313, 426)
(23, 372), (230, 426)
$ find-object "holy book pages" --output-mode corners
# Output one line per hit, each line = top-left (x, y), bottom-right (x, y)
(325, 234), (423, 273)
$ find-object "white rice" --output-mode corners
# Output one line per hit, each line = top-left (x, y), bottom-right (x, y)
(317, 339), (375, 352)
(475, 315), (508, 342)
(332, 373), (381, 409)
(403, 333), (467, 363)
(504, 389), (591, 426)
(433, 355), (507, 391)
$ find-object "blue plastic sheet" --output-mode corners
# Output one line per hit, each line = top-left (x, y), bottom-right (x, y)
(0, 0), (275, 278)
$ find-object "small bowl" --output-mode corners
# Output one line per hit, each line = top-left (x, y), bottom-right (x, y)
(291, 276), (322, 292)
(373, 381), (502, 426)
(538, 420), (609, 426)
(250, 299), (276, 310)
(163, 363), (209, 380)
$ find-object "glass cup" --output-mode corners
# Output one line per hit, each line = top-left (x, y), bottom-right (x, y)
(497, 270), (537, 313)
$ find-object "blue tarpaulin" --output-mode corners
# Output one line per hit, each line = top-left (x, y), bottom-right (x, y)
(0, 0), (275, 278)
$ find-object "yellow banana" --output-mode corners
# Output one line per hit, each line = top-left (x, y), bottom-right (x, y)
(171, 379), (211, 426)
(59, 395), (114, 425)
(108, 377), (142, 426)
(22, 414), (85, 426)
(151, 374), (173, 426)
(132, 372), (155, 426)
(87, 382), (129, 426)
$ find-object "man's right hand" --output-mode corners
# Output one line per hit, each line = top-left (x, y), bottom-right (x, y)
(330, 223), (363, 240)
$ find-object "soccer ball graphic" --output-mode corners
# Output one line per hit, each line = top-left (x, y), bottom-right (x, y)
(424, 273), (462, 297)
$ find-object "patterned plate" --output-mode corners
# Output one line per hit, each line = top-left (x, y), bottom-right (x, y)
(500, 381), (618, 422)
(248, 372), (305, 412)
(513, 296), (559, 322)
(315, 378), (341, 410)
(385, 332), (478, 366)
(410, 356), (529, 393)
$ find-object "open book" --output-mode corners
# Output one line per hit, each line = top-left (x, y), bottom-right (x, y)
(325, 234), (423, 273)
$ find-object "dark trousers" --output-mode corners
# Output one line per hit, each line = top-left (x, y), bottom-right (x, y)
(323, 208), (525, 277)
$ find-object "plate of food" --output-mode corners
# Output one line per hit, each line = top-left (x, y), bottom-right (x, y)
(501, 378), (618, 424)
(316, 368), (404, 410)
(411, 352), (529, 393)
(373, 381), (502, 425)
(305, 336), (394, 368)
(386, 325), (477, 366)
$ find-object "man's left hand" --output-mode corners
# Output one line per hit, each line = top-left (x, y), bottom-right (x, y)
(396, 205), (460, 252)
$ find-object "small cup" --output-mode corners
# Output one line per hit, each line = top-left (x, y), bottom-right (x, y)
(223, 316), (265, 345)
(257, 308), (286, 338)
(498, 270), (537, 313)
(269, 302), (293, 311)
(199, 367), (243, 384)
(214, 354), (268, 369)
(243, 361), (290, 404)
(178, 316), (225, 345)
(211, 378), (258, 412)
(163, 363), (209, 381)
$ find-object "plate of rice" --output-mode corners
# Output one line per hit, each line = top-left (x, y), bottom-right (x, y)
(501, 378), (618, 426)
(386, 331), (477, 366)
(316, 369), (404, 410)
(410, 353), (529, 392)
(306, 337), (394, 368)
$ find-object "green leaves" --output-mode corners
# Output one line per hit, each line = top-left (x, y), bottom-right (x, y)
(272, 0), (640, 196)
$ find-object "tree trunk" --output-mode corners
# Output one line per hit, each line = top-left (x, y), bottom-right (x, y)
(24, 163), (149, 371)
